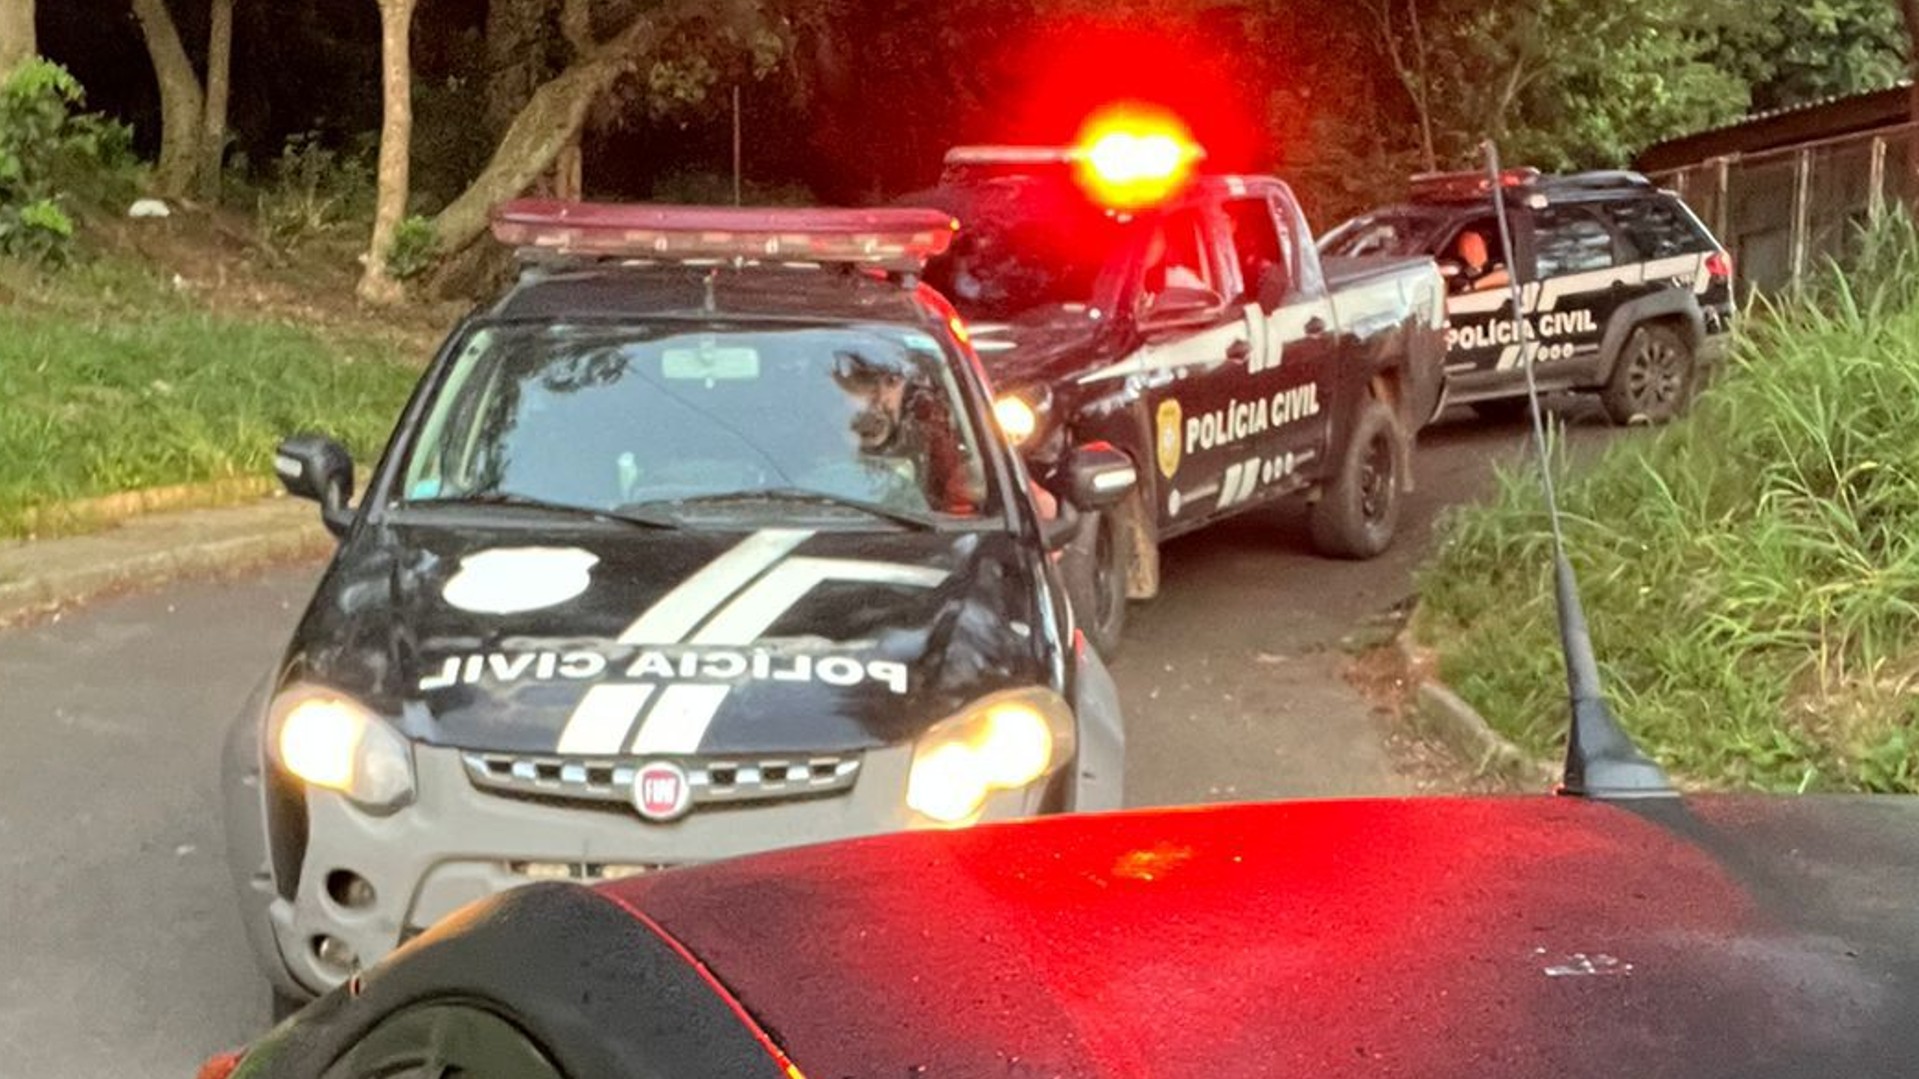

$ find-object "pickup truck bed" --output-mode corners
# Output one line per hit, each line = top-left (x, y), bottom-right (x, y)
(1321, 255), (1450, 426)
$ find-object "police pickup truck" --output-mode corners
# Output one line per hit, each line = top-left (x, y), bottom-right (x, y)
(905, 130), (1447, 652)
(1319, 168), (1735, 424)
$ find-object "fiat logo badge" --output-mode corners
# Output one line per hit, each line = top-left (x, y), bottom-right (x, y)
(632, 760), (692, 822)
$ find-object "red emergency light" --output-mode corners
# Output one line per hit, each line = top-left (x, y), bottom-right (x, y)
(491, 201), (958, 270)
(1409, 167), (1543, 202)
(1073, 105), (1202, 210)
(942, 105), (1204, 212)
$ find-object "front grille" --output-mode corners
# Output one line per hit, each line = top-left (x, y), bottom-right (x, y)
(460, 751), (861, 811)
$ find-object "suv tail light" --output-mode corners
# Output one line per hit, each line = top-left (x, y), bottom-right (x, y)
(196, 1050), (245, 1079)
(1706, 251), (1733, 279)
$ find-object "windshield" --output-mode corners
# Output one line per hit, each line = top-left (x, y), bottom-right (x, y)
(398, 322), (996, 525)
(918, 179), (1129, 321)
(1318, 208), (1452, 258)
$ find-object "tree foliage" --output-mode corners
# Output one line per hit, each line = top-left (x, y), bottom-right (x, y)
(1366, 0), (1752, 172)
(22, 0), (1919, 286)
(0, 60), (136, 264)
(1713, 0), (1907, 113)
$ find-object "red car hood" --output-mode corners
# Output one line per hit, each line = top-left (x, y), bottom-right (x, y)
(607, 795), (1919, 1078)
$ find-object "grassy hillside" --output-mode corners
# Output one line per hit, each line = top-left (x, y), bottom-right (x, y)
(1, 256), (424, 538)
(1419, 218), (1919, 793)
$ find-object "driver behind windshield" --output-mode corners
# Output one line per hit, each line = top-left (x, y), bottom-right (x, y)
(399, 323), (990, 524)
(830, 350), (980, 516)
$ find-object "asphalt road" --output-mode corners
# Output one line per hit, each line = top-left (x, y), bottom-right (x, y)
(0, 405), (1613, 1076)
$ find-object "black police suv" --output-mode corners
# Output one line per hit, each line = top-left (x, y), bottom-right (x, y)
(1320, 169), (1735, 424)
(222, 203), (1133, 1015)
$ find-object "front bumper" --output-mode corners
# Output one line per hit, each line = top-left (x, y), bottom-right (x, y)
(236, 741), (1051, 997)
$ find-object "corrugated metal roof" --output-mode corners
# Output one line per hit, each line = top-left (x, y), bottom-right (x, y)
(1688, 80), (1911, 141)
(1635, 82), (1914, 172)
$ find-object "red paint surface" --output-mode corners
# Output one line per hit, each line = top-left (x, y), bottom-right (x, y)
(609, 798), (1850, 1079)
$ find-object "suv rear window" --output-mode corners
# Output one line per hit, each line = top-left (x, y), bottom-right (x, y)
(1533, 207), (1616, 276)
(1603, 196), (1712, 260)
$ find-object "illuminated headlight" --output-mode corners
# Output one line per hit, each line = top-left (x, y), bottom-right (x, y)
(269, 687), (415, 811)
(993, 385), (1054, 448)
(995, 396), (1039, 444)
(906, 688), (1075, 825)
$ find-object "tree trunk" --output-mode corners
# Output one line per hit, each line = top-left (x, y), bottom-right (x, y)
(0, 0), (34, 79)
(130, 0), (205, 199)
(431, 15), (659, 255)
(1370, 0), (1436, 173)
(1903, 0), (1919, 195)
(359, 0), (419, 306)
(199, 0), (234, 200)
(1405, 0), (1436, 172)
(483, 0), (543, 137)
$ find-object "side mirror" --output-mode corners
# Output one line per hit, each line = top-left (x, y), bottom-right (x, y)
(1040, 501), (1085, 552)
(1057, 441), (1137, 512)
(275, 434), (355, 538)
(1436, 260), (1463, 280)
(1144, 285), (1224, 324)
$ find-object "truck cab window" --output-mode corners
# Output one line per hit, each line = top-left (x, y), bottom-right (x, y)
(1141, 210), (1217, 312)
(1534, 207), (1617, 276)
(1224, 196), (1291, 310)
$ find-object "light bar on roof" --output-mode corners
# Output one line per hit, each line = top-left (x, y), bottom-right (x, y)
(943, 145), (1077, 167)
(943, 107), (1206, 211)
(1409, 167), (1543, 201)
(491, 200), (958, 270)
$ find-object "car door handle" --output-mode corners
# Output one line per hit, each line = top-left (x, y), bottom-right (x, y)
(1304, 316), (1328, 336)
(1226, 339), (1252, 362)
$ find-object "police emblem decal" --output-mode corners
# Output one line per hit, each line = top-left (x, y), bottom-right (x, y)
(1156, 398), (1183, 479)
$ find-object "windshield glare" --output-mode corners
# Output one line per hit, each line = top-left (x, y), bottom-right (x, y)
(400, 322), (995, 524)
(920, 180), (1128, 321)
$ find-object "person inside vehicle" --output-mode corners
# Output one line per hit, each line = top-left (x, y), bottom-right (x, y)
(1451, 229), (1511, 293)
(1226, 203), (1290, 311)
(828, 351), (979, 515)
(1141, 222), (1209, 308)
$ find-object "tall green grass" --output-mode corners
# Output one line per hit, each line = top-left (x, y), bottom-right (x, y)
(1420, 214), (1919, 793)
(0, 259), (421, 537)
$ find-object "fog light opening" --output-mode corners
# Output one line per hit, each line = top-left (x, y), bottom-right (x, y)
(312, 935), (359, 974)
(325, 870), (376, 910)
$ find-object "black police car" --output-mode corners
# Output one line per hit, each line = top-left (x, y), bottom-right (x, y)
(1320, 169), (1735, 424)
(222, 202), (1134, 1014)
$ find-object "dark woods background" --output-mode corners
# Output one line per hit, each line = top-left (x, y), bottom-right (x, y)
(33, 0), (1913, 223)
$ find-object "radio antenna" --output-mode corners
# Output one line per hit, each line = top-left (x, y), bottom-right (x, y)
(1481, 141), (1674, 799)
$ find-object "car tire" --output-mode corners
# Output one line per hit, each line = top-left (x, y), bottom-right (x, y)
(1600, 323), (1693, 425)
(1063, 509), (1128, 658)
(271, 987), (309, 1023)
(1310, 395), (1403, 560)
(1471, 396), (1535, 424)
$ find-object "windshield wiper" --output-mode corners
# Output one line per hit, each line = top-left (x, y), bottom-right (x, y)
(634, 488), (940, 530)
(405, 492), (679, 529)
